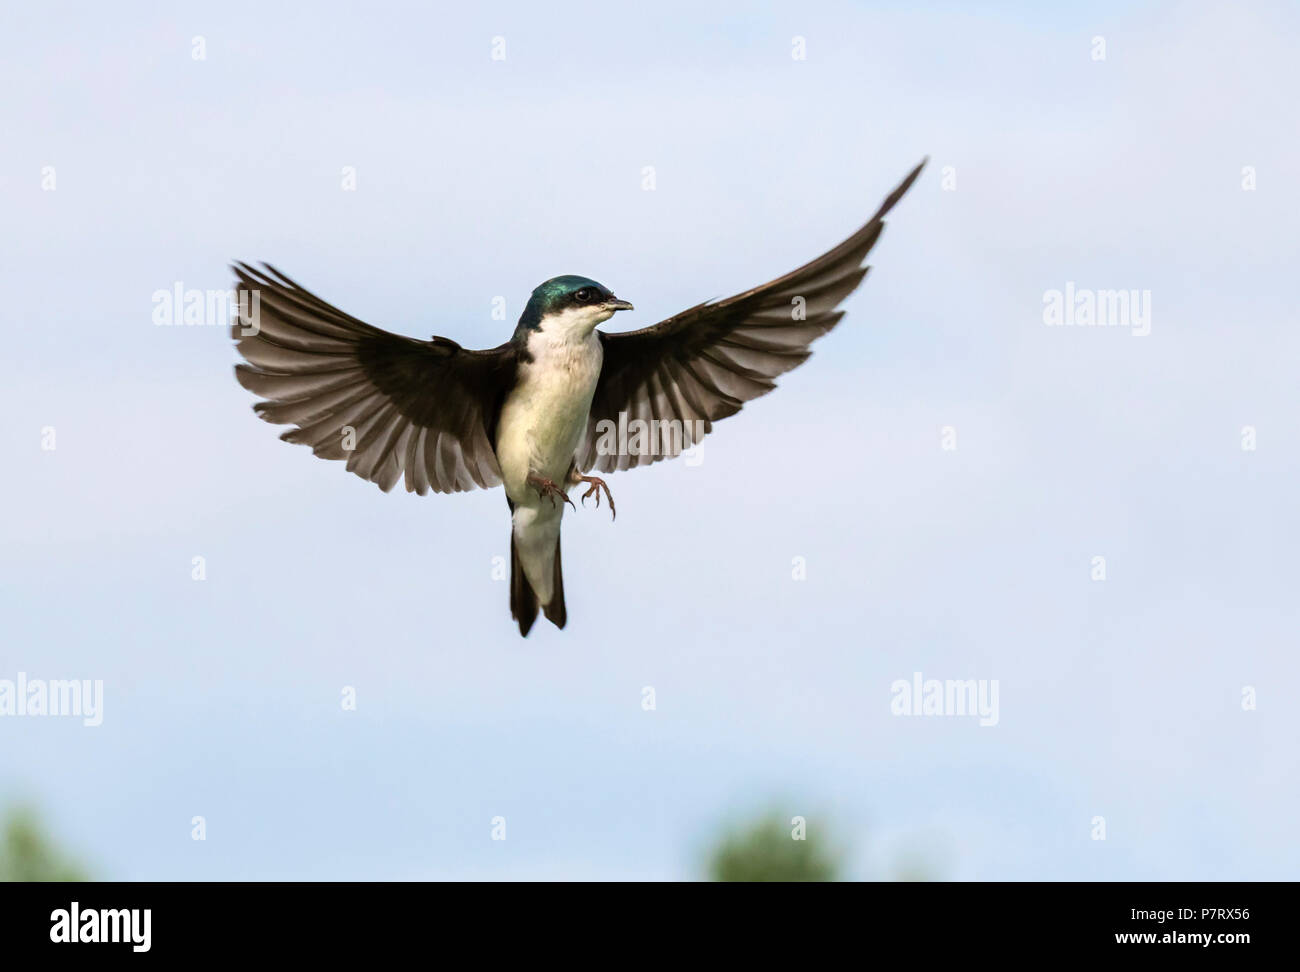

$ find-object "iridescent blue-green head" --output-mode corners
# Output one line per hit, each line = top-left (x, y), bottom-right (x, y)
(513, 275), (633, 343)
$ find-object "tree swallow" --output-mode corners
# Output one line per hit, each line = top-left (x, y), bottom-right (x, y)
(231, 160), (924, 636)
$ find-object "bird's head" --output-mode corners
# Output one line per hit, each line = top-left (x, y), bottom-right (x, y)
(514, 275), (633, 342)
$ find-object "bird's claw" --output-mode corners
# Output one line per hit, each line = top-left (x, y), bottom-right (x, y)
(577, 476), (616, 521)
(529, 476), (575, 511)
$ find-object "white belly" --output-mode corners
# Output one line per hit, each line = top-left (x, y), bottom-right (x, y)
(496, 330), (603, 507)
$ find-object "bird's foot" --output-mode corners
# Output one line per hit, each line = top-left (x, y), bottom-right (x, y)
(527, 474), (575, 511)
(575, 475), (616, 521)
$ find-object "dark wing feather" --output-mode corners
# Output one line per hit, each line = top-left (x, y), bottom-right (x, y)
(231, 262), (516, 494)
(578, 160), (925, 473)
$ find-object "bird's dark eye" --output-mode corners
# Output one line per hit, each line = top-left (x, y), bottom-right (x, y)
(573, 288), (593, 303)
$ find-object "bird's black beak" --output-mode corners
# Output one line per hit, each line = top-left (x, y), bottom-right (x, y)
(604, 298), (634, 312)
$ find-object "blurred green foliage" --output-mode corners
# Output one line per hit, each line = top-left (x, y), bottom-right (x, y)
(707, 811), (843, 882)
(0, 807), (88, 882)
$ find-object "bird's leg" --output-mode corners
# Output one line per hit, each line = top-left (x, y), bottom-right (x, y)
(527, 473), (575, 511)
(568, 466), (616, 521)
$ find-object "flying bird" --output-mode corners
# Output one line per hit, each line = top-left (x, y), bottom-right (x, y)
(231, 160), (924, 635)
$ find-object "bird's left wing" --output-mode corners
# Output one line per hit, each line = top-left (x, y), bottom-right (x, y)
(577, 160), (924, 473)
(231, 263), (516, 494)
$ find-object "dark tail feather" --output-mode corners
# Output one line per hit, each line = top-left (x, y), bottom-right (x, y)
(510, 533), (539, 637)
(542, 536), (566, 629)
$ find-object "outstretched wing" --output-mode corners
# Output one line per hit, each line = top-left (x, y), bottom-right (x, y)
(231, 263), (516, 494)
(577, 160), (925, 473)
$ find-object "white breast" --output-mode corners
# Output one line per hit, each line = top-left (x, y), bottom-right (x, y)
(496, 317), (604, 505)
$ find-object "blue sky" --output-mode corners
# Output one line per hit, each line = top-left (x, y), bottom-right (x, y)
(1, 0), (1298, 879)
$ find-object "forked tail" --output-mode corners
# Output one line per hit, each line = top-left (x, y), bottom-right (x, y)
(510, 532), (566, 637)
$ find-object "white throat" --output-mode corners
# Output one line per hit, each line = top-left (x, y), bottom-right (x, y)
(534, 305), (615, 344)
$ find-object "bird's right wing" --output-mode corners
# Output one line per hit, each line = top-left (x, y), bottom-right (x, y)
(231, 263), (517, 494)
